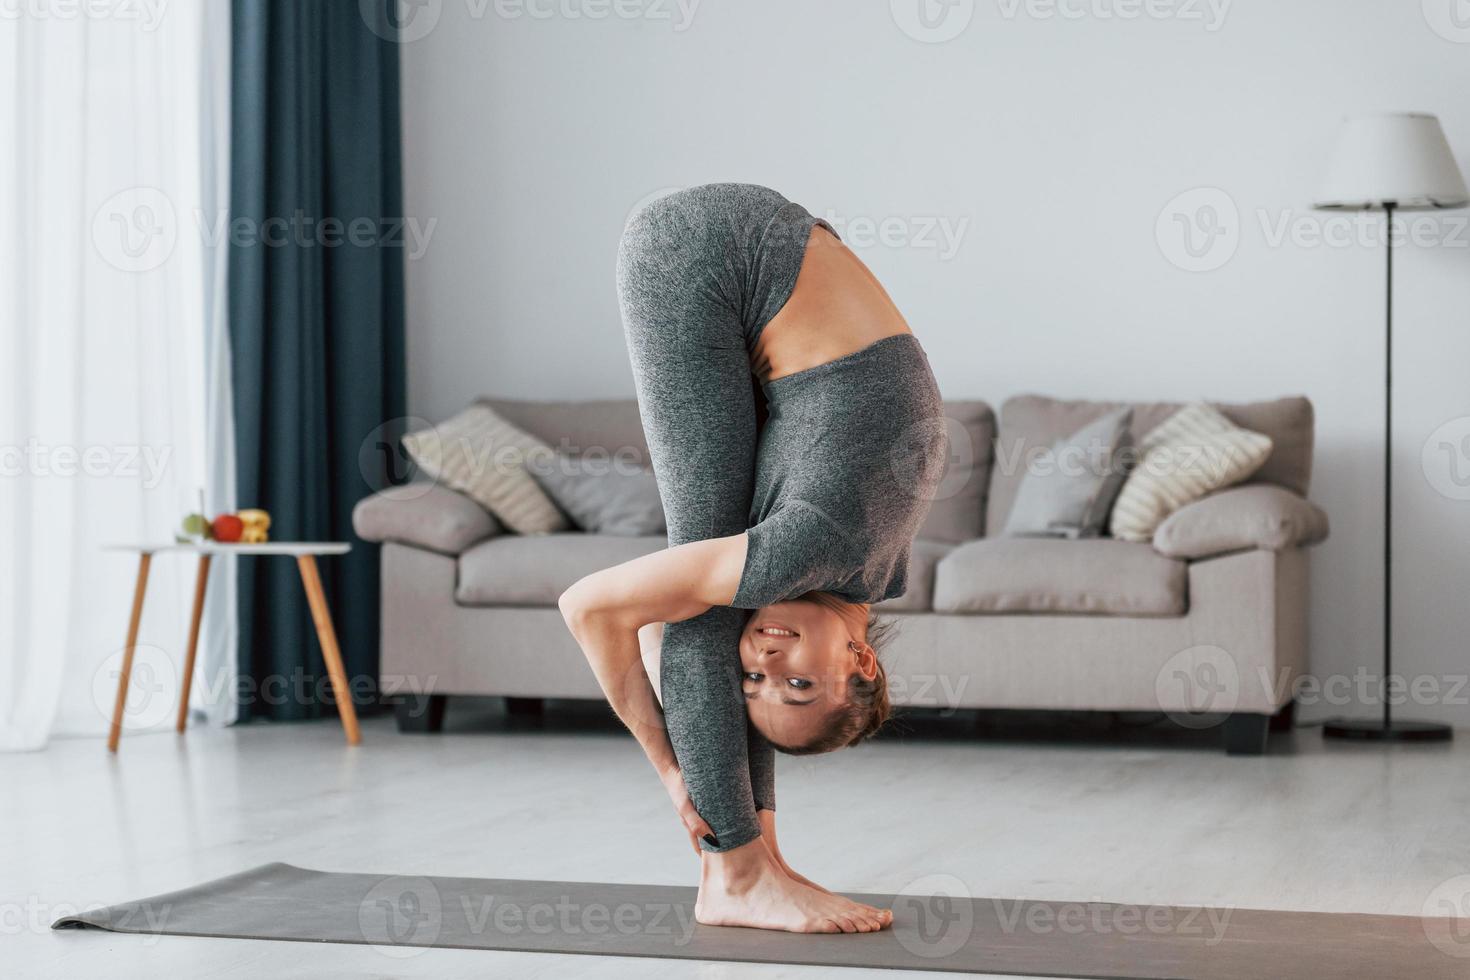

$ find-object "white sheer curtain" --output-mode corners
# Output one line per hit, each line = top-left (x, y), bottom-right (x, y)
(196, 0), (239, 731)
(0, 2), (235, 749)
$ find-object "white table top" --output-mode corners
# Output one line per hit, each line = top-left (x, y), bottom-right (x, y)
(106, 542), (352, 556)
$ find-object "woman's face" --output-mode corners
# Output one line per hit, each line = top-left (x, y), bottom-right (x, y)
(739, 598), (876, 748)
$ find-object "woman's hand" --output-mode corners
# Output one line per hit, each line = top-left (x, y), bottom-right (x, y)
(660, 766), (716, 855)
(556, 539), (746, 858)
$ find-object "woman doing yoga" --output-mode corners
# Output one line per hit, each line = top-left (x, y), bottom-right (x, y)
(559, 184), (947, 934)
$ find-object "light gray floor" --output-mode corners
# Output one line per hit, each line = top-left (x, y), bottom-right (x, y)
(8, 704), (1467, 979)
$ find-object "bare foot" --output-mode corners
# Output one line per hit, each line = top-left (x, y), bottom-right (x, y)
(696, 840), (888, 933)
(754, 816), (892, 927)
(765, 846), (892, 925)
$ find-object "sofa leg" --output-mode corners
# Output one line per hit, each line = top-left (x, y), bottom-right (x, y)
(505, 696), (544, 717)
(395, 694), (447, 733)
(1223, 713), (1269, 755)
(1269, 699), (1297, 733)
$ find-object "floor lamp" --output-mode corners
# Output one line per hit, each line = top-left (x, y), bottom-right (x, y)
(1314, 112), (1469, 741)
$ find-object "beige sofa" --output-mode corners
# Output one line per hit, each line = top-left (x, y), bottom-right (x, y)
(354, 395), (1327, 755)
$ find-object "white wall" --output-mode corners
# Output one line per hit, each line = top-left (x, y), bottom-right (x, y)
(401, 0), (1470, 727)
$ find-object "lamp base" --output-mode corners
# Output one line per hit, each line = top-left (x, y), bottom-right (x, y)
(1322, 718), (1453, 742)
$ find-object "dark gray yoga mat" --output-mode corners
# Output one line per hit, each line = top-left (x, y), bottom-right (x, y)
(53, 863), (1466, 979)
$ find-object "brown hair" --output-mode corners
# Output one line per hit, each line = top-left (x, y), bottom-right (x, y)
(770, 612), (894, 756)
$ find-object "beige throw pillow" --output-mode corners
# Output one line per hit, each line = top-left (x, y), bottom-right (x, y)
(1108, 403), (1272, 542)
(402, 405), (569, 534)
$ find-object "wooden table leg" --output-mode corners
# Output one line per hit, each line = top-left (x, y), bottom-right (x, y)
(176, 554), (212, 734)
(108, 552), (153, 753)
(296, 555), (362, 746)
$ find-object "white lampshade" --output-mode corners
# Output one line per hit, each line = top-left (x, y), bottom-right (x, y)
(1314, 113), (1469, 212)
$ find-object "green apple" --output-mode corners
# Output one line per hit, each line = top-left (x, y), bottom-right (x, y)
(182, 513), (211, 539)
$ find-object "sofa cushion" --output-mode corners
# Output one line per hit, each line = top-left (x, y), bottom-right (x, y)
(530, 454), (667, 536)
(403, 405), (569, 534)
(1152, 484), (1329, 559)
(1003, 407), (1132, 538)
(352, 483), (500, 556)
(875, 538), (953, 613)
(1108, 403), (1273, 542)
(916, 401), (996, 544)
(457, 532), (956, 611)
(483, 397), (994, 545)
(987, 395), (1314, 534)
(457, 533), (664, 606)
(932, 537), (1187, 616)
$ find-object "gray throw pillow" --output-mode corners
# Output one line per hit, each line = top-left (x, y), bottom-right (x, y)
(1003, 407), (1134, 539)
(530, 454), (667, 537)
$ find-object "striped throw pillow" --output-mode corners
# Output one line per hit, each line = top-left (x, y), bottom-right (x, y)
(402, 405), (569, 534)
(1108, 403), (1273, 542)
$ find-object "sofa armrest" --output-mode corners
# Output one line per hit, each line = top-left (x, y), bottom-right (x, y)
(1152, 485), (1328, 560)
(353, 483), (501, 556)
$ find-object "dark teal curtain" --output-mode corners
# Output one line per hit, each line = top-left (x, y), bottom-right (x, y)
(229, 0), (406, 721)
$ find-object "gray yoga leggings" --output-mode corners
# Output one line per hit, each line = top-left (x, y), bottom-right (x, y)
(616, 184), (829, 852)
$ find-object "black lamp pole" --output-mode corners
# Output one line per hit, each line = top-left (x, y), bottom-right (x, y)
(1324, 203), (1452, 742)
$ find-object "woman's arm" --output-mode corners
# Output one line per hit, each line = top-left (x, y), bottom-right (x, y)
(558, 533), (747, 847)
(637, 622), (665, 704)
(561, 534), (746, 642)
